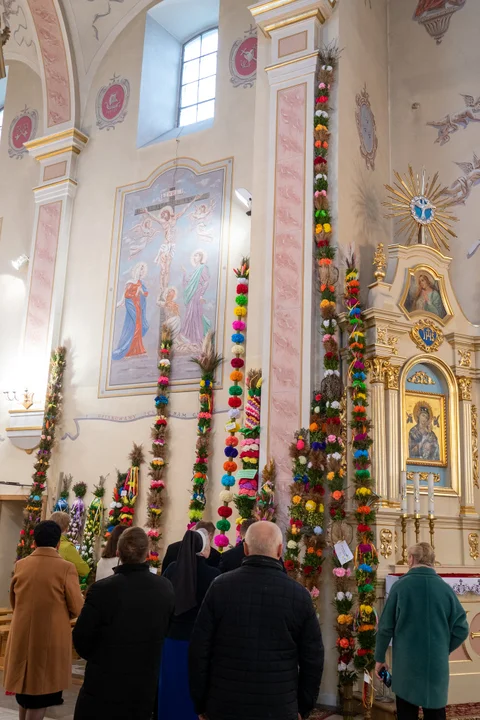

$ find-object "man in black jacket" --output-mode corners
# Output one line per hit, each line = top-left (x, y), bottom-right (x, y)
(73, 527), (174, 720)
(162, 520), (221, 572)
(218, 517), (257, 572)
(189, 522), (324, 720)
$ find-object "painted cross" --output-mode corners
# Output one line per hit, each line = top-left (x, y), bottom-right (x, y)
(134, 187), (209, 216)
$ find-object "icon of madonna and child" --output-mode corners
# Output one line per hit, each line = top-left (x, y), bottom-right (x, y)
(112, 249), (212, 361)
(406, 396), (447, 468)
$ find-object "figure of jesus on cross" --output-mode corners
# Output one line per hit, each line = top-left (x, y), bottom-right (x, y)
(134, 187), (208, 300)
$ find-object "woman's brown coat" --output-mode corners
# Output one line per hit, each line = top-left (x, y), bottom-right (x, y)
(3, 547), (84, 695)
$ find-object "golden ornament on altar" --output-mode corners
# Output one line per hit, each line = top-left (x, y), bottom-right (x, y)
(373, 242), (387, 281)
(384, 166), (457, 251)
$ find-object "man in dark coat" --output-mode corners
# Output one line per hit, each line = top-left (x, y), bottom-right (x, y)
(375, 542), (468, 720)
(189, 522), (324, 720)
(162, 520), (221, 572)
(218, 518), (257, 573)
(73, 527), (174, 720)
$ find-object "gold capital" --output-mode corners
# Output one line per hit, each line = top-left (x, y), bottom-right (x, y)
(457, 376), (472, 402)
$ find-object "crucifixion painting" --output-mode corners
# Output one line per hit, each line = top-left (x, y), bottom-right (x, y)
(101, 159), (232, 396)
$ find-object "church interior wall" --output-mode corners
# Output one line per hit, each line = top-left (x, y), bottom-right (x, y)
(388, 0), (480, 324)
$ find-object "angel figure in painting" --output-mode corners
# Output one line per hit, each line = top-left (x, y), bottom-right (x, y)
(408, 402), (440, 462)
(113, 262), (149, 360)
(124, 217), (162, 259)
(442, 153), (480, 205)
(189, 198), (216, 243)
(157, 286), (181, 343)
(181, 250), (211, 347)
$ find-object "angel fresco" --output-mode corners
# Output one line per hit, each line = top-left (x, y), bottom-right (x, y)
(442, 152), (480, 205)
(427, 95), (480, 146)
(413, 0), (467, 44)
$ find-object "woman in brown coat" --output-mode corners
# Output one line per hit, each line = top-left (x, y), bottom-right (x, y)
(3, 520), (84, 720)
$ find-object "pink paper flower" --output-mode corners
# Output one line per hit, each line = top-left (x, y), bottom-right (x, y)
(327, 434), (338, 443)
(333, 567), (346, 578)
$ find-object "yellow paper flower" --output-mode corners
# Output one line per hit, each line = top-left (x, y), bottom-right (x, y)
(305, 500), (316, 512)
(200, 380), (205, 387)
(323, 223), (331, 233)
(320, 299), (331, 308)
(291, 526), (300, 535)
(356, 487), (371, 496)
(318, 503), (324, 513)
(316, 224), (323, 234)
(327, 471), (335, 482)
(292, 495), (301, 505)
(360, 604), (373, 615)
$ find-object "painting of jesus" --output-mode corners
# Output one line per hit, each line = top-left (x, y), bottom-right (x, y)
(100, 158), (232, 397)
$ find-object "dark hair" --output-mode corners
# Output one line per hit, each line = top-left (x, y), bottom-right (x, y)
(240, 518), (257, 539)
(34, 520), (61, 548)
(195, 520), (215, 536)
(102, 524), (127, 559)
(117, 527), (149, 564)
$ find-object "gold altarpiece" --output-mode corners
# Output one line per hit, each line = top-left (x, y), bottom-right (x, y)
(354, 242), (480, 704)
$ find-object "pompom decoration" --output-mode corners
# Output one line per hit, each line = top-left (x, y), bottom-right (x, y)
(16, 347), (66, 560)
(345, 254), (379, 691)
(67, 481), (88, 550)
(254, 459), (276, 522)
(234, 369), (262, 535)
(314, 45), (357, 691)
(188, 331), (223, 526)
(53, 474), (72, 513)
(146, 326), (172, 567)
(80, 476), (106, 589)
(105, 470), (128, 538)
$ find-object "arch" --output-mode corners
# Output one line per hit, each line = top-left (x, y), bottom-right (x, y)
(399, 354), (460, 497)
(25, 0), (76, 130)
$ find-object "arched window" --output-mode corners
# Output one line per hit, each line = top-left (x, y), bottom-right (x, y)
(179, 28), (218, 127)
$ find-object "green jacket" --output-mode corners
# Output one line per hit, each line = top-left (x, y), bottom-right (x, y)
(375, 566), (468, 709)
(59, 535), (90, 578)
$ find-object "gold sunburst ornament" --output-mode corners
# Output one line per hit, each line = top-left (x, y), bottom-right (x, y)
(384, 166), (457, 251)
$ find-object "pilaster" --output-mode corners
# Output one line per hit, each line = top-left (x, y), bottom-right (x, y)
(457, 376), (476, 516)
(250, 0), (335, 518)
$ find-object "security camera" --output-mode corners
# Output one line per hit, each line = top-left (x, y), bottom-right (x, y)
(235, 188), (252, 216)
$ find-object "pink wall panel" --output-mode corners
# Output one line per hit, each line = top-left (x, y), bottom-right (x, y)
(268, 82), (307, 524)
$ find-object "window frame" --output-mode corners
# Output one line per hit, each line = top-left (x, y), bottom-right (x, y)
(177, 26), (219, 129)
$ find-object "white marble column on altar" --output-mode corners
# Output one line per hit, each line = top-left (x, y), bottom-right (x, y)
(249, 0), (336, 524)
(457, 376), (476, 516)
(385, 363), (400, 504)
(365, 357), (388, 502)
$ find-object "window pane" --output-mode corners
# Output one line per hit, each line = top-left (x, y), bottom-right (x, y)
(201, 29), (218, 55)
(199, 52), (217, 80)
(198, 76), (216, 103)
(184, 36), (201, 62)
(181, 81), (198, 108)
(197, 100), (214, 122)
(182, 58), (199, 84)
(179, 105), (197, 127)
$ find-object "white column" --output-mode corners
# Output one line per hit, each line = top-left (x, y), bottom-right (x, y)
(457, 377), (476, 515)
(366, 357), (388, 502)
(385, 364), (400, 504)
(250, 1), (335, 524)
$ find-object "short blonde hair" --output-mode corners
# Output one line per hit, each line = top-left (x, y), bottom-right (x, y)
(50, 511), (70, 533)
(408, 542), (435, 567)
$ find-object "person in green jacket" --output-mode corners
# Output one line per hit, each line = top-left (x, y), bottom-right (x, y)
(375, 542), (468, 720)
(50, 510), (90, 578)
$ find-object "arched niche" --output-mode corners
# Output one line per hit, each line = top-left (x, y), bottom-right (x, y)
(399, 354), (459, 498)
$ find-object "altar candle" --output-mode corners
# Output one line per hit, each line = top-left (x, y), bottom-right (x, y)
(413, 472), (421, 515)
(400, 471), (407, 514)
(428, 472), (435, 516)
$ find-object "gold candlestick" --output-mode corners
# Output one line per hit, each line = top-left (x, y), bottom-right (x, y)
(414, 513), (421, 543)
(397, 514), (408, 565)
(428, 514), (440, 565)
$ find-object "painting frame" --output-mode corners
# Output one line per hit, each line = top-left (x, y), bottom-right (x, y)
(404, 390), (447, 468)
(399, 264), (453, 326)
(99, 156), (233, 398)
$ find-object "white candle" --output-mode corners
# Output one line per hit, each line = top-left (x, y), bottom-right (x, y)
(413, 472), (421, 515)
(428, 472), (435, 516)
(400, 471), (407, 514)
